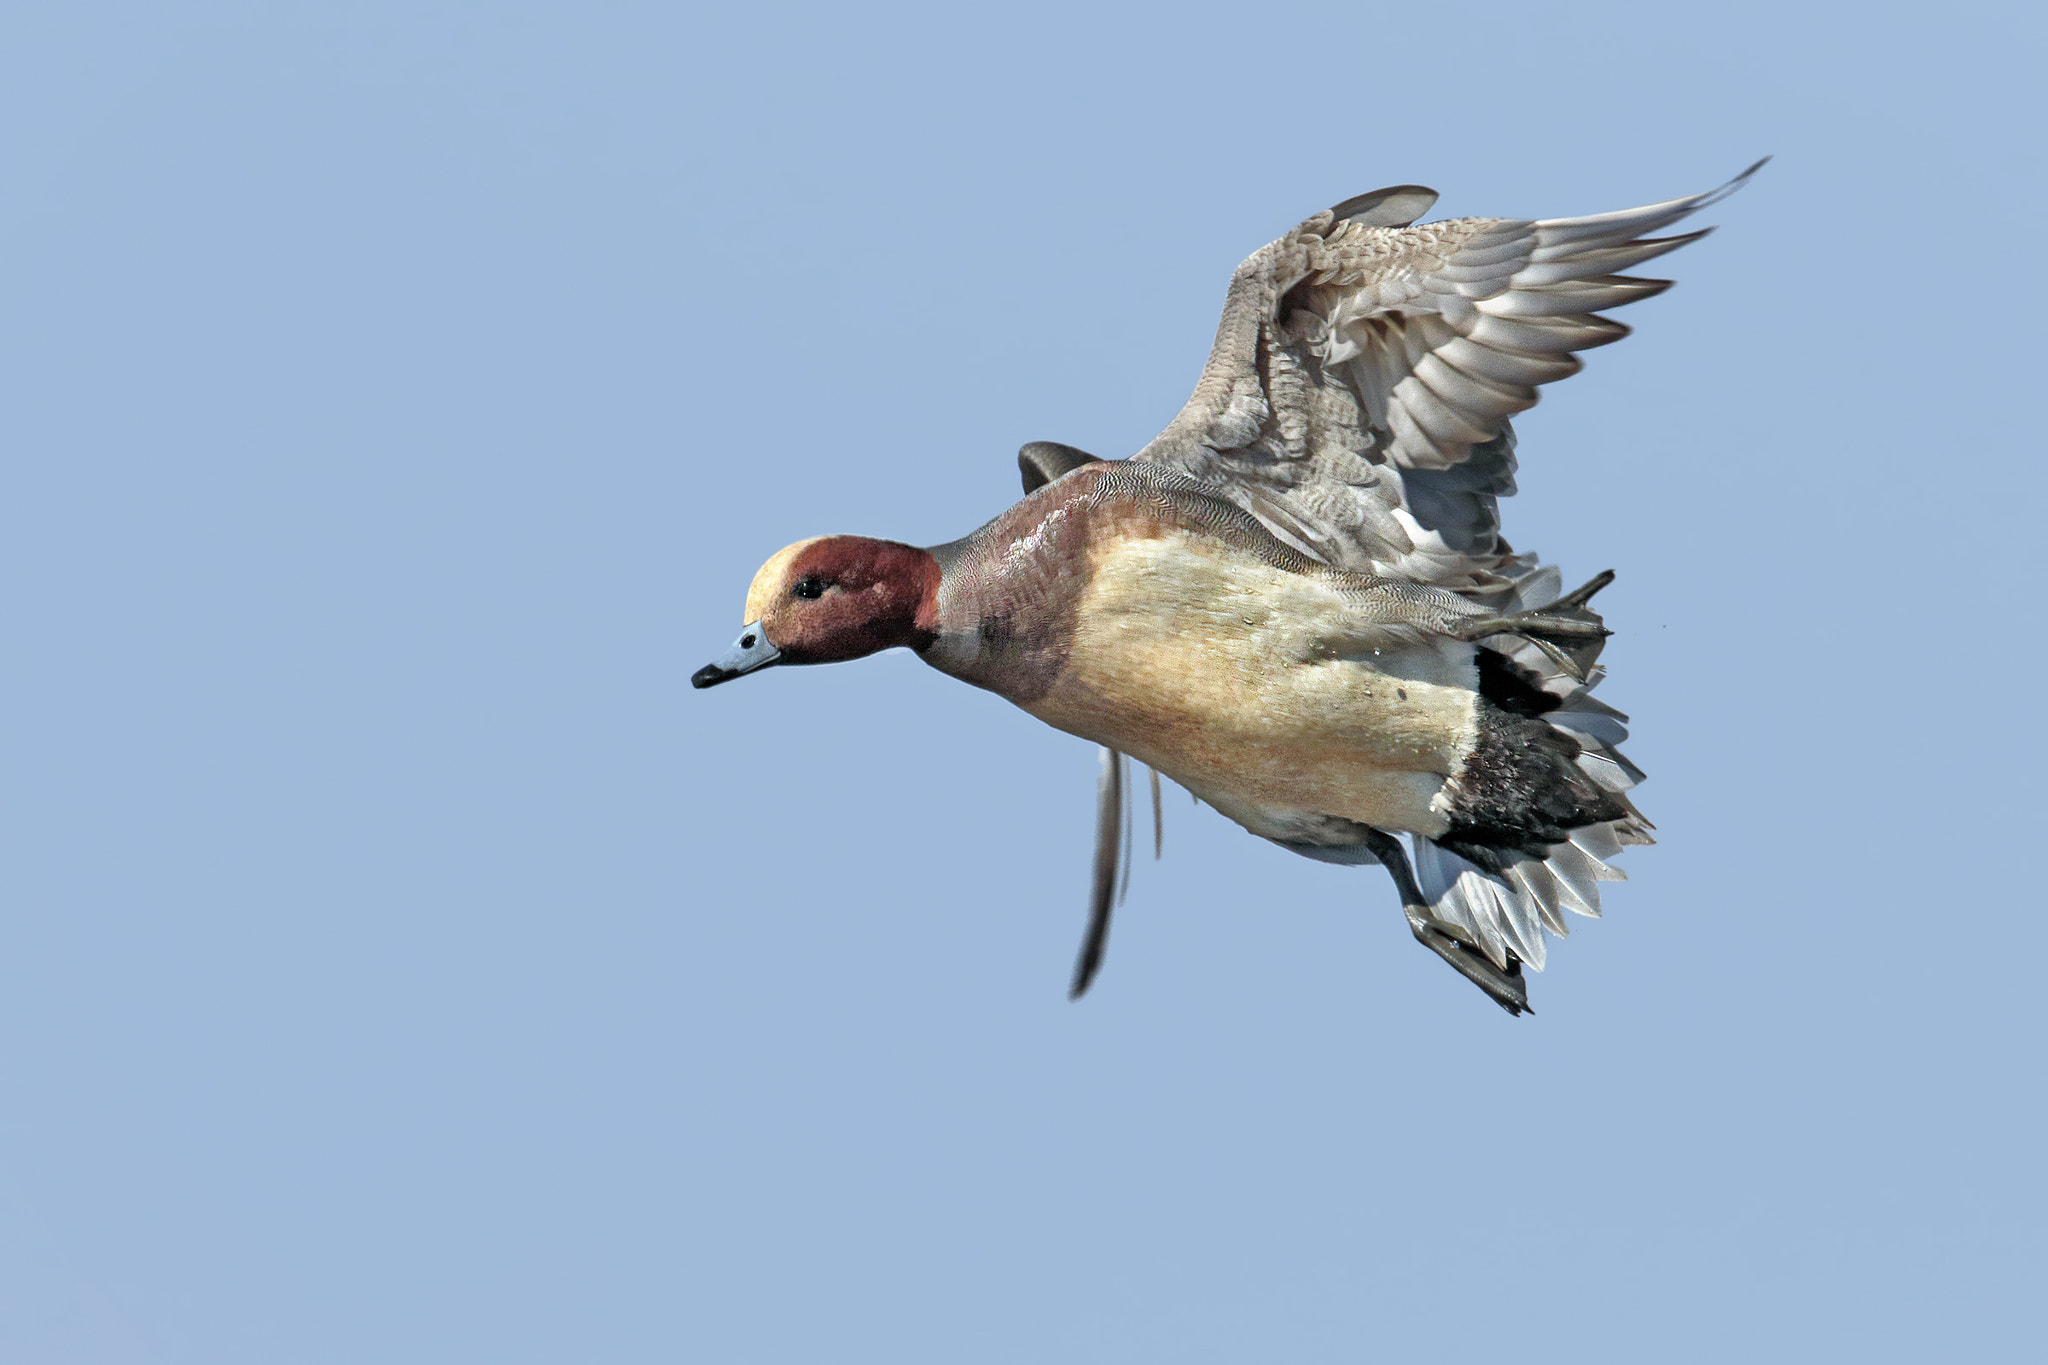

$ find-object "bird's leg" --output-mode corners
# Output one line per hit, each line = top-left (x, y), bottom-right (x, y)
(1358, 828), (1531, 1017)
(1448, 570), (1616, 681)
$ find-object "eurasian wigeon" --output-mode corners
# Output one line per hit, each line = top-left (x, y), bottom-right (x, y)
(695, 162), (1763, 1013)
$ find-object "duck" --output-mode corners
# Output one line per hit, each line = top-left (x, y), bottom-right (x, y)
(693, 162), (1763, 1014)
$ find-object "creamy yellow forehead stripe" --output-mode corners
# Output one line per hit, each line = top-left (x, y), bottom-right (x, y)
(744, 536), (830, 622)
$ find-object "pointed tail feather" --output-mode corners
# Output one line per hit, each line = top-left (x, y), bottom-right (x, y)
(1416, 555), (1653, 973)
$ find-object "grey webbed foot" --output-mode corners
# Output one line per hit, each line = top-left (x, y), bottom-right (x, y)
(1403, 907), (1530, 1016)
(1359, 828), (1531, 1016)
(1449, 570), (1615, 681)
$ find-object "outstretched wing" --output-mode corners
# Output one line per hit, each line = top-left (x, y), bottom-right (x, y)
(1134, 162), (1763, 599)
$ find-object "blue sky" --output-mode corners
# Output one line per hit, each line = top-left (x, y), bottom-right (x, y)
(5, 2), (2042, 1360)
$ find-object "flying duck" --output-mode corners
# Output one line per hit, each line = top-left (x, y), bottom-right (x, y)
(694, 163), (1762, 1013)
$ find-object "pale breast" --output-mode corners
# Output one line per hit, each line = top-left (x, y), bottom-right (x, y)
(1025, 530), (1479, 840)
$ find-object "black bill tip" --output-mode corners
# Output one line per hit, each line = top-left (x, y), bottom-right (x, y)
(693, 623), (782, 690)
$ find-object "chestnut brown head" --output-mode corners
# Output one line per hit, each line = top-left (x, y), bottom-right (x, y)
(691, 536), (941, 689)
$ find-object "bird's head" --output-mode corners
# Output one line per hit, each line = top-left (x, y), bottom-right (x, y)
(691, 535), (942, 688)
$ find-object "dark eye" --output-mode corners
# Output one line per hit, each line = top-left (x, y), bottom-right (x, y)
(792, 575), (827, 601)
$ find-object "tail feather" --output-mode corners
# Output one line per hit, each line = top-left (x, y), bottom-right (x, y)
(1566, 820), (1626, 864)
(1415, 555), (1654, 973)
(1508, 858), (1569, 938)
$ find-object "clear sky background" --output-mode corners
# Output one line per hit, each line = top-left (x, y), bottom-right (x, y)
(5, 2), (2042, 1360)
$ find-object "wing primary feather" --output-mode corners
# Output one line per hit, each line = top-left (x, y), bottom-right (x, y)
(1513, 231), (1709, 285)
(1117, 751), (1135, 906)
(1069, 747), (1125, 1000)
(1529, 159), (1766, 250)
(1466, 312), (1631, 354)
(1149, 766), (1164, 859)
(1476, 276), (1673, 317)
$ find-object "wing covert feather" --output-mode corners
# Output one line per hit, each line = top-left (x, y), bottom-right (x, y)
(1134, 161), (1763, 597)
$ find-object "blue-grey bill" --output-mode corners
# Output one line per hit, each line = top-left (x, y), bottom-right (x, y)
(692, 623), (781, 689)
